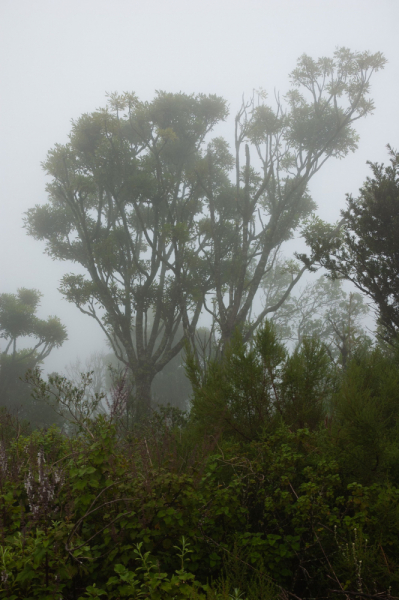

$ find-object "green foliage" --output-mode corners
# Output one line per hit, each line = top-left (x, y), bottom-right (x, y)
(26, 368), (107, 438)
(96, 538), (207, 600)
(24, 48), (385, 414)
(330, 346), (399, 485)
(187, 322), (334, 440)
(279, 336), (333, 429)
(0, 406), (398, 598)
(315, 147), (399, 342)
(0, 289), (67, 428)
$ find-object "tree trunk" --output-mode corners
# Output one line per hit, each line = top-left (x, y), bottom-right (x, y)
(134, 370), (154, 422)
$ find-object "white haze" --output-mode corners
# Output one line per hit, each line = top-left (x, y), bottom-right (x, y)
(0, 0), (398, 374)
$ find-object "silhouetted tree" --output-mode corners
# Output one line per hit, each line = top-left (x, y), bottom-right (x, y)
(25, 92), (227, 416)
(25, 49), (385, 413)
(0, 288), (67, 426)
(199, 48), (385, 347)
(315, 148), (399, 341)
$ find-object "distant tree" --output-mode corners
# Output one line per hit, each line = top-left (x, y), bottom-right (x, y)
(262, 262), (371, 367)
(315, 148), (399, 341)
(64, 351), (109, 398)
(0, 289), (67, 427)
(64, 348), (192, 416)
(25, 49), (385, 414)
(322, 291), (371, 368)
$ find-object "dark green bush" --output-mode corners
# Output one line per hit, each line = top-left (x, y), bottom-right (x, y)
(186, 322), (334, 441)
(1, 329), (399, 598)
(329, 346), (399, 486)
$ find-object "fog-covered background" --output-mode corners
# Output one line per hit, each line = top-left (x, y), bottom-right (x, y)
(1, 0), (398, 374)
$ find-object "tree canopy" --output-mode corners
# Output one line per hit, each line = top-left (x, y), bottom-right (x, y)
(315, 148), (399, 341)
(26, 91), (227, 415)
(25, 48), (386, 412)
(199, 48), (385, 346)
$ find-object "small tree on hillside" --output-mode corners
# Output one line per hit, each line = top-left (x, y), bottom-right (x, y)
(0, 288), (67, 426)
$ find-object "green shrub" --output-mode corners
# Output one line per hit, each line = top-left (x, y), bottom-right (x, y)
(1, 330), (399, 598)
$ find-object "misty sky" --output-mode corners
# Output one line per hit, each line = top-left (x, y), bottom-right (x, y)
(1, 0), (398, 374)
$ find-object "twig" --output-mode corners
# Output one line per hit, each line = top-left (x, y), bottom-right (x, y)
(288, 479), (298, 499)
(313, 527), (347, 596)
(379, 544), (391, 574)
(144, 437), (153, 467)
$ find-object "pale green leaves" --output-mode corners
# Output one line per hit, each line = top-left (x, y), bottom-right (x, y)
(0, 289), (67, 349)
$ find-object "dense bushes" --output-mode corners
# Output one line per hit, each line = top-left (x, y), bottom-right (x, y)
(186, 323), (335, 440)
(1, 325), (399, 599)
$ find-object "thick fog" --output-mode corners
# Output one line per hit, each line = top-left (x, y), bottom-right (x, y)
(1, 0), (398, 375)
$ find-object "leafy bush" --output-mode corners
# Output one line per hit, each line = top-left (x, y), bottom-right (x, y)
(1, 330), (399, 598)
